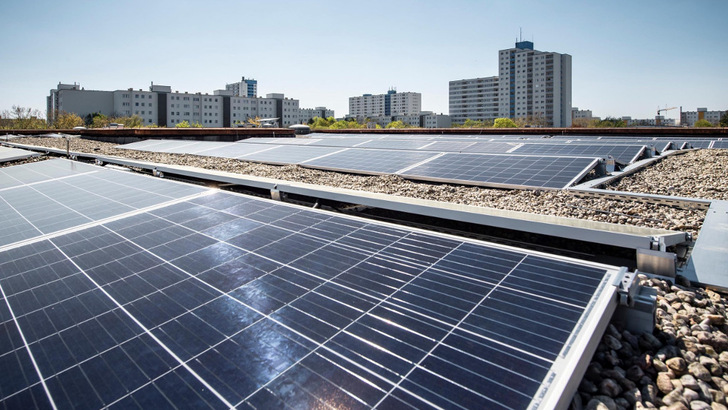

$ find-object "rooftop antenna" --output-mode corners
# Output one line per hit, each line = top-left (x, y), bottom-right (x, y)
(520, 27), (522, 42)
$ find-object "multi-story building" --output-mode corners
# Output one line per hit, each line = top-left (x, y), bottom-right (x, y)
(571, 107), (595, 120)
(300, 107), (335, 123)
(360, 112), (451, 128)
(621, 116), (677, 127)
(349, 89), (421, 118)
(449, 41), (572, 127)
(47, 83), (115, 123)
(421, 112), (452, 128)
(47, 82), (303, 128)
(449, 77), (499, 124)
(225, 77), (257, 98)
(680, 108), (726, 126)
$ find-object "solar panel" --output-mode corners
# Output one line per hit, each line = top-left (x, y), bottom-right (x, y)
(242, 145), (345, 164)
(302, 148), (438, 174)
(0, 159), (619, 409)
(0, 146), (38, 164)
(401, 153), (600, 189)
(306, 138), (374, 147)
(357, 140), (432, 150)
(0, 160), (206, 247)
(711, 141), (728, 149)
(237, 138), (319, 145)
(689, 140), (714, 149)
(194, 143), (277, 159)
(512, 143), (647, 164)
(456, 141), (518, 154)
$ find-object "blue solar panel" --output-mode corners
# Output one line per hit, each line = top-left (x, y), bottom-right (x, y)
(302, 149), (437, 174)
(0, 160), (617, 409)
(0, 160), (206, 247)
(512, 143), (646, 164)
(402, 153), (600, 189)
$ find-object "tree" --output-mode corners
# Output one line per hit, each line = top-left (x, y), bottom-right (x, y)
(54, 112), (85, 129)
(247, 116), (262, 127)
(309, 116), (334, 129)
(493, 118), (517, 128)
(112, 115), (144, 128)
(719, 112), (728, 127)
(594, 117), (626, 128)
(693, 119), (714, 127)
(0, 105), (47, 129)
(462, 119), (487, 128)
(385, 120), (406, 129)
(175, 120), (191, 128)
(89, 113), (109, 128)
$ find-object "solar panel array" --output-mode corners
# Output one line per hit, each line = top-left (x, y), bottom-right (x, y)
(0, 146), (38, 164)
(0, 159), (619, 409)
(401, 154), (599, 189)
(119, 140), (602, 189)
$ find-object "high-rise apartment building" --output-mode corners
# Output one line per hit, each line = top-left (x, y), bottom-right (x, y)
(449, 77), (499, 124)
(225, 77), (258, 98)
(348, 89), (421, 118)
(450, 41), (572, 127)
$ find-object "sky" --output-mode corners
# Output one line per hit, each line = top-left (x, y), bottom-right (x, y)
(1, 0), (726, 122)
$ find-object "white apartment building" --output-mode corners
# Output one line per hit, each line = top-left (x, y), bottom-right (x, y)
(390, 92), (421, 115)
(349, 90), (421, 118)
(422, 112), (452, 128)
(621, 116), (677, 127)
(361, 112), (451, 128)
(449, 41), (572, 127)
(47, 82), (303, 128)
(681, 108), (726, 126)
(47, 83), (115, 123)
(225, 77), (257, 98)
(449, 76), (499, 124)
(571, 107), (594, 120)
(300, 107), (335, 123)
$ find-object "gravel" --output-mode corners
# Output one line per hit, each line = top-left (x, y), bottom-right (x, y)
(12, 137), (723, 239)
(575, 276), (728, 410)
(608, 150), (728, 201)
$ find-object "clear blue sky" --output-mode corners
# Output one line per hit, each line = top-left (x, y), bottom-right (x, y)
(1, 0), (726, 122)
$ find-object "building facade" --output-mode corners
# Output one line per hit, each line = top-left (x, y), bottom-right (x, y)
(225, 77), (258, 98)
(349, 90), (421, 118)
(449, 41), (572, 127)
(621, 116), (677, 127)
(300, 107), (335, 123)
(47, 82), (304, 128)
(680, 108), (726, 126)
(47, 83), (115, 124)
(449, 76), (499, 124)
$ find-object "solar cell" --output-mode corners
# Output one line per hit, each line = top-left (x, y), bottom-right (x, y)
(242, 145), (345, 164)
(0, 160), (206, 247)
(0, 146), (38, 164)
(358, 140), (432, 150)
(402, 153), (600, 189)
(302, 148), (437, 174)
(512, 143), (646, 164)
(0, 160), (619, 409)
(711, 141), (728, 149)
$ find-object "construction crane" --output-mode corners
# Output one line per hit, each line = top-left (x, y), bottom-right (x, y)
(657, 106), (677, 115)
(656, 106), (678, 126)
